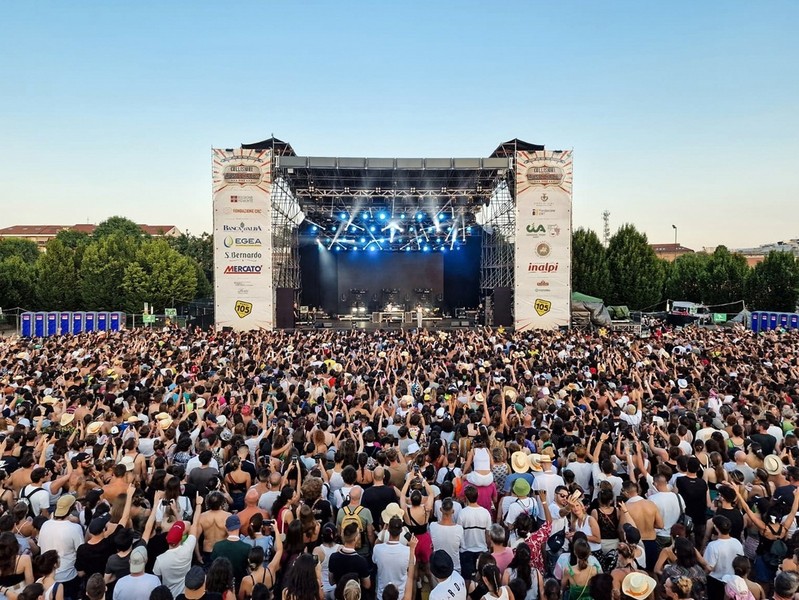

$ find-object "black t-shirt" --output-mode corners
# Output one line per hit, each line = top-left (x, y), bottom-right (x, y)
(146, 533), (168, 574)
(328, 550), (370, 586)
(361, 485), (398, 529)
(177, 593), (222, 600)
(1, 455), (19, 474)
(75, 537), (117, 578)
(715, 507), (745, 541)
(750, 433), (777, 457)
(310, 498), (333, 526)
(676, 476), (709, 522)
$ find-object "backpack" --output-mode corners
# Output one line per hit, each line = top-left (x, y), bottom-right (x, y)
(340, 505), (365, 547)
(764, 537), (788, 568)
(20, 486), (48, 518)
(443, 467), (457, 483)
(514, 497), (538, 520)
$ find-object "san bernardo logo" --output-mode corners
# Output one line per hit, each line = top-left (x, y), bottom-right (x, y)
(223, 236), (262, 248)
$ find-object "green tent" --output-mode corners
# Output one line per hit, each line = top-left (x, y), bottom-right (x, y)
(572, 291), (603, 304)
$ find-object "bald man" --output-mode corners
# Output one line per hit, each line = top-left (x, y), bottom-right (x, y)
(362, 466), (399, 529)
(335, 486), (376, 557)
(724, 450), (754, 484)
(236, 488), (267, 535)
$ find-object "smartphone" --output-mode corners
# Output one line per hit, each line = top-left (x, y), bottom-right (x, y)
(404, 531), (412, 542)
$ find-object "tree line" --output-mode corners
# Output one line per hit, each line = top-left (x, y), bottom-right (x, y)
(1, 217), (797, 315)
(0, 217), (213, 314)
(573, 224), (799, 312)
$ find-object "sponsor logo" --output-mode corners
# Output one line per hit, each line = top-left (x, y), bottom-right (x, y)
(223, 236), (262, 248)
(527, 262), (559, 273)
(222, 222), (263, 233)
(235, 300), (253, 318)
(531, 207), (557, 216)
(535, 242), (551, 258)
(526, 166), (564, 185)
(540, 193), (549, 202)
(549, 225), (561, 237)
(223, 265), (262, 275)
(525, 223), (562, 237)
(537, 280), (550, 287)
(230, 195), (254, 203)
(223, 164), (263, 185)
(231, 208), (262, 214)
(225, 251), (262, 259)
(534, 299), (552, 316)
(526, 223), (545, 234)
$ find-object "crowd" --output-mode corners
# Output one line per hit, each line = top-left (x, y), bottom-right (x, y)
(0, 323), (798, 600)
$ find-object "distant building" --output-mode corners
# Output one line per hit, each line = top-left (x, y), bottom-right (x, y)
(733, 239), (799, 266)
(650, 243), (694, 262)
(0, 224), (181, 250)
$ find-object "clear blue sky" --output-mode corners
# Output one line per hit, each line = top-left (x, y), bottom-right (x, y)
(2, 1), (797, 251)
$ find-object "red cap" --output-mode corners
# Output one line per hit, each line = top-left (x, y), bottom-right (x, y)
(241, 405), (252, 416)
(166, 521), (186, 545)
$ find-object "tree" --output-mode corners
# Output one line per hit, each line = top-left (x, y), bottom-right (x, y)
(55, 228), (90, 249)
(746, 251), (799, 312)
(664, 252), (710, 302)
(120, 239), (197, 313)
(606, 224), (665, 309)
(35, 238), (83, 310)
(93, 216), (145, 240)
(0, 238), (40, 264)
(701, 246), (750, 307)
(572, 228), (611, 299)
(167, 231), (213, 287)
(78, 234), (139, 310)
(0, 257), (37, 308)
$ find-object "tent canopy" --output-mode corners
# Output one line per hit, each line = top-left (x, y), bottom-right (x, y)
(572, 291), (603, 304)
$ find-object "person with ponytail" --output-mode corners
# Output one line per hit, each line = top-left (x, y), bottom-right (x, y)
(237, 542), (283, 600)
(561, 539), (598, 600)
(501, 543), (542, 600)
(312, 523), (341, 600)
(479, 564), (513, 600)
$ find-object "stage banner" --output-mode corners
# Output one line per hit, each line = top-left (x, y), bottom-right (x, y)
(212, 148), (274, 331)
(514, 150), (572, 330)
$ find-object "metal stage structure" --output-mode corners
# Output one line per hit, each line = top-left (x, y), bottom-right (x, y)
(215, 137), (572, 331)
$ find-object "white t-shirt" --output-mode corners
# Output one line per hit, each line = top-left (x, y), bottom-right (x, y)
(591, 463), (622, 499)
(504, 497), (537, 527)
(532, 473), (564, 517)
(20, 484), (50, 517)
(457, 506), (491, 553)
(153, 534), (197, 597)
(373, 541), (410, 599)
(436, 466), (463, 485)
(434, 499), (462, 523)
(703, 537), (744, 581)
(429, 571), (467, 600)
(113, 574), (161, 600)
(649, 491), (682, 537)
(137, 438), (157, 458)
(259, 491), (280, 514)
(563, 461), (593, 493)
(429, 523), (464, 572)
(39, 519), (84, 582)
(185, 455), (219, 475)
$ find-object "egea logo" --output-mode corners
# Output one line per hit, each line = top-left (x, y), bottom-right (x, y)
(536, 242), (551, 257)
(223, 236), (262, 248)
(224, 265), (262, 275)
(527, 262), (559, 273)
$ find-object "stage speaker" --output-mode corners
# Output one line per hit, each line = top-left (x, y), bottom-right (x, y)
(493, 287), (512, 326)
(276, 288), (295, 329)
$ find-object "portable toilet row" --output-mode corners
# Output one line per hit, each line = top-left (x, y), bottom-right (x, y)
(751, 311), (799, 332)
(20, 311), (125, 337)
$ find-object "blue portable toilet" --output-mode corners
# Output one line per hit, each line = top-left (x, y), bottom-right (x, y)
(760, 313), (769, 331)
(779, 314), (790, 329)
(34, 313), (46, 337)
(59, 312), (71, 335)
(790, 314), (799, 330)
(72, 312), (84, 334)
(769, 313), (779, 330)
(47, 313), (58, 336)
(751, 312), (759, 332)
(97, 312), (108, 331)
(20, 313), (33, 337)
(84, 312), (96, 332)
(109, 312), (121, 331)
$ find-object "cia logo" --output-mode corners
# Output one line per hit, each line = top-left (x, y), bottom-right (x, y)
(536, 242), (551, 257)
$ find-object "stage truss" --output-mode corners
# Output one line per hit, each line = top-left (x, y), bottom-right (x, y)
(270, 177), (302, 295)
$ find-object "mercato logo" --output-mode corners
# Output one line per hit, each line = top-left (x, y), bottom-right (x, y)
(527, 262), (559, 273)
(224, 265), (262, 274)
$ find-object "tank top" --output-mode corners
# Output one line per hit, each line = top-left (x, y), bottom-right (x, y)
(574, 517), (601, 552)
(319, 544), (341, 592)
(474, 448), (490, 471)
(596, 507), (619, 539)
(482, 587), (509, 600)
(406, 507), (428, 535)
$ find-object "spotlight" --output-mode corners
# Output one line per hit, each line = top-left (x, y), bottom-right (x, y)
(438, 213), (445, 221)
(369, 246), (377, 252)
(369, 225), (376, 232)
(332, 226), (337, 232)
(311, 226), (318, 232)
(358, 307), (366, 313)
(467, 227), (472, 233)
(405, 247), (411, 252)
(350, 226), (356, 232)
(340, 212), (348, 220)
(378, 212), (387, 221)
(360, 237), (366, 244)
(423, 245), (430, 252)
(440, 247), (446, 252)
(416, 212), (424, 221)
(335, 247), (341, 252)
(400, 213), (406, 220)
(362, 212), (369, 220)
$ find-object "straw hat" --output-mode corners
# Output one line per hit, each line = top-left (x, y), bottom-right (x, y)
(511, 451), (530, 474)
(764, 454), (783, 476)
(528, 454), (543, 472)
(41, 396), (57, 405)
(381, 502), (404, 524)
(158, 417), (174, 429)
(155, 412), (170, 422)
(127, 416), (141, 424)
(60, 413), (75, 427)
(503, 386), (518, 401)
(87, 422), (103, 435)
(621, 572), (656, 600)
(195, 398), (206, 409)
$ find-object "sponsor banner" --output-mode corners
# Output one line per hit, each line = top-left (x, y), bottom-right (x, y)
(515, 150), (572, 330)
(213, 148), (274, 330)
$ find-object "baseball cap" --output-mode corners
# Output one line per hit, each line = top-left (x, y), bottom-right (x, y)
(54, 495), (77, 518)
(88, 513), (111, 535)
(129, 546), (147, 574)
(166, 521), (186, 545)
(430, 549), (454, 580)
(75, 452), (91, 463)
(225, 514), (241, 531)
(184, 566), (206, 599)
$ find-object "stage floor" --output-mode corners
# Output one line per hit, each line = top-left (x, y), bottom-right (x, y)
(292, 318), (481, 331)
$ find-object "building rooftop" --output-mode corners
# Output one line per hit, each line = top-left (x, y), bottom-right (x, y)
(0, 224), (178, 237)
(650, 243), (694, 253)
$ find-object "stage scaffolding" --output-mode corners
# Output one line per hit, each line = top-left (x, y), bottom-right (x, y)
(479, 177), (516, 293)
(270, 176), (302, 297)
